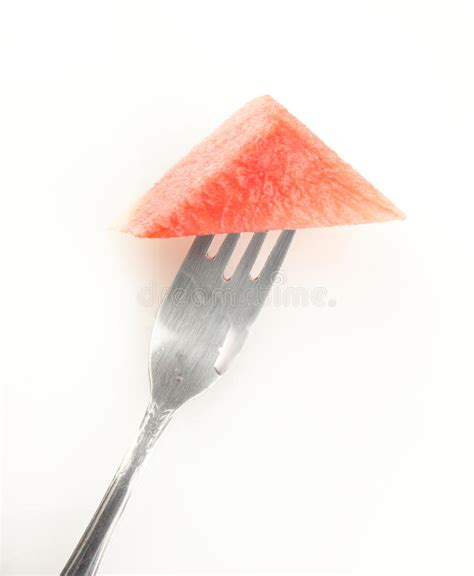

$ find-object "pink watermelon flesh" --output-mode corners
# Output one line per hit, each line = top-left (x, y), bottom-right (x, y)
(120, 96), (404, 238)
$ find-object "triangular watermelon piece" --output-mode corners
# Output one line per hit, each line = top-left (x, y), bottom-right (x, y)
(120, 96), (404, 238)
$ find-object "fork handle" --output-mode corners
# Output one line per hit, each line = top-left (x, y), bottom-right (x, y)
(61, 401), (174, 576)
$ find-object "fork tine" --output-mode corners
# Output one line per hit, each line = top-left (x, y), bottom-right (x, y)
(180, 234), (214, 270)
(257, 230), (295, 287)
(232, 232), (267, 281)
(212, 233), (240, 269)
(191, 234), (215, 256)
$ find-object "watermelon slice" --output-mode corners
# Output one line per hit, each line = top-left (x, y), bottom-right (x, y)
(120, 96), (404, 238)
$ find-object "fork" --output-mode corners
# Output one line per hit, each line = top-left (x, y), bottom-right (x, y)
(61, 230), (295, 575)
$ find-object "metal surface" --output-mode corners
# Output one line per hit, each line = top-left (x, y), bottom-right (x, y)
(61, 230), (295, 575)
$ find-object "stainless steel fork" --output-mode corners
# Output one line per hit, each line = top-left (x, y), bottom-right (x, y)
(61, 230), (295, 575)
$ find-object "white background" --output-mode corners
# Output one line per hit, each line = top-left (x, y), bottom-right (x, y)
(1, 1), (473, 574)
